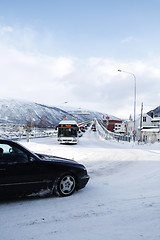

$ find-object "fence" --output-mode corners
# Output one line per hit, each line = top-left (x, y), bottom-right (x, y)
(96, 120), (130, 142)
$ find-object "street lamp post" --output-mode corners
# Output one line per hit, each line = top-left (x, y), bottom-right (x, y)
(118, 69), (136, 142)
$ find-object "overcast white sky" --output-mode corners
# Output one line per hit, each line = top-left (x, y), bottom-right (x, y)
(0, 0), (160, 118)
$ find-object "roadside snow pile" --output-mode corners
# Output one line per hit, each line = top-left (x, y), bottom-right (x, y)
(0, 130), (160, 240)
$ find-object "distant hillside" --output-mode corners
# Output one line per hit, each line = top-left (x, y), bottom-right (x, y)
(147, 106), (160, 117)
(0, 99), (121, 127)
(0, 99), (73, 127)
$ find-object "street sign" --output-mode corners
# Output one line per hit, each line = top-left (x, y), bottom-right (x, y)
(132, 130), (136, 135)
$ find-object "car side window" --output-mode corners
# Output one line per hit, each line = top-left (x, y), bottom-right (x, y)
(0, 143), (29, 164)
(0, 146), (5, 164)
(0, 144), (11, 164)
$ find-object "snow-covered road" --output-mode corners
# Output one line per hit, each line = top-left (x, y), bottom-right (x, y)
(0, 129), (160, 240)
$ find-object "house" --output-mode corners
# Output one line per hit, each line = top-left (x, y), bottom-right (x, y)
(141, 127), (160, 143)
(114, 122), (126, 134)
(126, 113), (153, 141)
(127, 112), (160, 143)
(102, 119), (122, 132)
(141, 117), (160, 143)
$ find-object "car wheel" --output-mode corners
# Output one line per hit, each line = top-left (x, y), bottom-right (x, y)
(55, 174), (76, 197)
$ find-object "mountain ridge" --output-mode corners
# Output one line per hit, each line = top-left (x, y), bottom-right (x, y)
(0, 99), (121, 127)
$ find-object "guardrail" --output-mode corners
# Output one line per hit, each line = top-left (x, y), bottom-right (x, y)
(77, 120), (93, 127)
(96, 120), (130, 142)
(0, 129), (57, 142)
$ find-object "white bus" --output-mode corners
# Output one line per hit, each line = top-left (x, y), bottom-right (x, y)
(57, 120), (79, 144)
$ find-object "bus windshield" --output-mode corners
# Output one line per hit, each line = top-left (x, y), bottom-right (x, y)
(58, 126), (78, 137)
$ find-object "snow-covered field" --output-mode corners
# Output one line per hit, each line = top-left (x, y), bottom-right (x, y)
(0, 129), (160, 240)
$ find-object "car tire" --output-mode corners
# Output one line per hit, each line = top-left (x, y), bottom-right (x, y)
(55, 174), (76, 197)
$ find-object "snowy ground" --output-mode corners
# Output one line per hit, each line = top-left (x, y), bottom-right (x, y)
(0, 128), (160, 240)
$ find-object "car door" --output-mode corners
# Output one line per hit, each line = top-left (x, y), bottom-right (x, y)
(0, 143), (50, 197)
(0, 151), (7, 196)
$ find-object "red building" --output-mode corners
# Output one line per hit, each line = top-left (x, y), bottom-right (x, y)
(103, 119), (122, 132)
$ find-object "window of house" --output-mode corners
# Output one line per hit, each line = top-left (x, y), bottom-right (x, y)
(143, 117), (146, 122)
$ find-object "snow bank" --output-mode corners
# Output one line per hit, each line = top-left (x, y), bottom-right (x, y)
(0, 129), (160, 240)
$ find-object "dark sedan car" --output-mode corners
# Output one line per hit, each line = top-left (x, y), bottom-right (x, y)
(0, 139), (89, 198)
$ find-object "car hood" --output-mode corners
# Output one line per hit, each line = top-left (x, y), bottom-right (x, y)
(35, 153), (78, 164)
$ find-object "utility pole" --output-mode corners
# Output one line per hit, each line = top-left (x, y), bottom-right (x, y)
(140, 102), (143, 142)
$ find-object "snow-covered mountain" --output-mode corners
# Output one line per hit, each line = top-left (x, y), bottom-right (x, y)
(0, 99), (121, 127)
